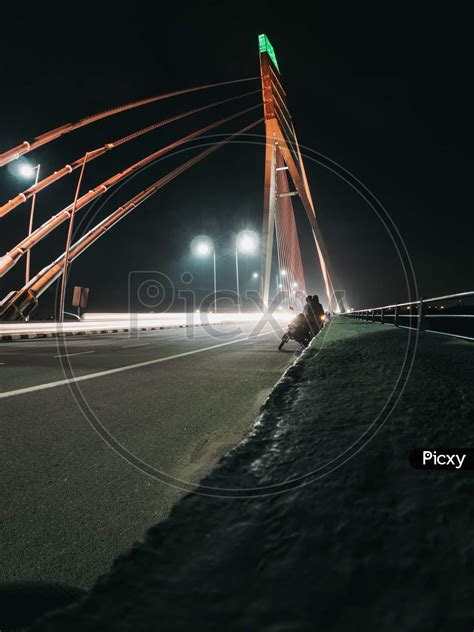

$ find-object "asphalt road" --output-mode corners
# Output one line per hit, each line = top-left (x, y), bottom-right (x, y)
(0, 321), (294, 588)
(31, 321), (474, 632)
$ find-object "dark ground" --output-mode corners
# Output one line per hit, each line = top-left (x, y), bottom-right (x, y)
(29, 318), (474, 630)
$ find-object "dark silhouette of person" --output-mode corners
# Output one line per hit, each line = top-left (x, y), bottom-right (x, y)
(303, 295), (320, 336)
(311, 295), (325, 325)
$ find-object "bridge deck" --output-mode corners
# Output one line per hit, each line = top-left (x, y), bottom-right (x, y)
(33, 319), (474, 631)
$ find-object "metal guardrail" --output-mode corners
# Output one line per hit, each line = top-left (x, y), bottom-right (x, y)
(343, 291), (474, 342)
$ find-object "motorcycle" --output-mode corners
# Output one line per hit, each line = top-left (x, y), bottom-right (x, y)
(278, 314), (312, 351)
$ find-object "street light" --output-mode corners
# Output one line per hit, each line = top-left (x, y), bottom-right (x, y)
(252, 272), (259, 279)
(18, 163), (37, 179)
(18, 162), (41, 321)
(236, 230), (259, 254)
(235, 230), (259, 313)
(192, 236), (217, 312)
(59, 152), (91, 322)
(196, 241), (211, 256)
(18, 162), (41, 289)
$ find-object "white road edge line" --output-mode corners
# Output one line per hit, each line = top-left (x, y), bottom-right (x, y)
(53, 350), (96, 359)
(0, 331), (275, 399)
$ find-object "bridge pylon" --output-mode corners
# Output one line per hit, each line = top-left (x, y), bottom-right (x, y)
(258, 34), (341, 311)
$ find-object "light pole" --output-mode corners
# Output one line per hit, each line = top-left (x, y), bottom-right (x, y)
(18, 162), (40, 322)
(212, 248), (216, 312)
(291, 281), (298, 306)
(192, 237), (217, 312)
(235, 230), (259, 313)
(235, 248), (240, 313)
(59, 152), (90, 323)
(280, 268), (288, 303)
(18, 162), (41, 287)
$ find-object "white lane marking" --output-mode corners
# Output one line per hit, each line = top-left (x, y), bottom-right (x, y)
(132, 335), (186, 342)
(121, 343), (151, 349)
(0, 331), (275, 399)
(53, 350), (96, 359)
(2, 342), (53, 348)
(0, 362), (5, 365)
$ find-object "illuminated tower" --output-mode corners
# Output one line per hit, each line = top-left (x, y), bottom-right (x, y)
(258, 33), (340, 310)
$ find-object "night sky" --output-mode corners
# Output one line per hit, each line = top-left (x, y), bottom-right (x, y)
(0, 3), (472, 313)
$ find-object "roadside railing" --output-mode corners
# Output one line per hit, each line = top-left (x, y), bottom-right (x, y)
(343, 291), (474, 342)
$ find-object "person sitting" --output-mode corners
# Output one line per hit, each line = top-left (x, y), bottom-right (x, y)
(303, 295), (320, 336)
(310, 295), (325, 326)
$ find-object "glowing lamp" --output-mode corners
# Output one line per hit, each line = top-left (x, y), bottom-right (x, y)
(18, 163), (35, 178)
(191, 235), (213, 257)
(236, 230), (259, 254)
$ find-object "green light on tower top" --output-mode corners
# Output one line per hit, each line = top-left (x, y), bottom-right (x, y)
(258, 33), (280, 73)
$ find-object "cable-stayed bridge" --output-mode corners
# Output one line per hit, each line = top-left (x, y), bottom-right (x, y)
(0, 34), (342, 322)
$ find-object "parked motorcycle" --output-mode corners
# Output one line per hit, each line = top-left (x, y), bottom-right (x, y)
(278, 314), (312, 350)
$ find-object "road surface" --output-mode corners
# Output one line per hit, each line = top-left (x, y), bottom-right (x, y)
(30, 320), (474, 631)
(0, 320), (293, 588)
